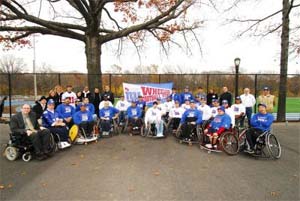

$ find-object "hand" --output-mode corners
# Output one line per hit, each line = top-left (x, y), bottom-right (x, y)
(191, 122), (196, 125)
(26, 130), (33, 136)
(40, 126), (46, 130)
(204, 129), (208, 133)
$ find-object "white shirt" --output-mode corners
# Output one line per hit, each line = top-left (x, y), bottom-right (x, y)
(210, 106), (218, 118)
(169, 107), (185, 119)
(115, 100), (130, 112)
(99, 100), (113, 110)
(157, 103), (167, 115)
(225, 107), (235, 127)
(181, 103), (190, 110)
(164, 101), (174, 113)
(231, 104), (246, 116)
(197, 104), (212, 120)
(145, 107), (162, 125)
(62, 91), (77, 108)
(240, 93), (256, 108)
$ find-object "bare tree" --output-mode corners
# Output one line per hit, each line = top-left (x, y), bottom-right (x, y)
(0, 0), (205, 92)
(0, 54), (27, 73)
(224, 0), (300, 121)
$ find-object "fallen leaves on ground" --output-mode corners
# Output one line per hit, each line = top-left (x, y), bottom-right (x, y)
(0, 185), (4, 190)
(7, 184), (13, 188)
(270, 191), (280, 197)
(41, 182), (47, 187)
(153, 170), (160, 176)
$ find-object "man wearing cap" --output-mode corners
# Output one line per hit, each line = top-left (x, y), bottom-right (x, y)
(76, 97), (97, 121)
(127, 101), (143, 135)
(222, 99), (235, 127)
(231, 96), (246, 127)
(197, 96), (212, 122)
(195, 86), (207, 100)
(179, 100), (203, 141)
(169, 100), (185, 132)
(145, 101), (164, 137)
(55, 97), (75, 128)
(258, 87), (275, 113)
(180, 86), (194, 104)
(10, 104), (52, 160)
(62, 85), (77, 108)
(99, 102), (119, 135)
(219, 86), (232, 107)
(204, 106), (231, 149)
(101, 85), (115, 104)
(42, 99), (71, 148)
(32, 96), (47, 121)
(99, 94), (113, 110)
(207, 89), (218, 106)
(73, 103), (94, 137)
(240, 88), (256, 126)
(169, 88), (181, 104)
(245, 103), (274, 153)
(210, 99), (220, 118)
(136, 95), (147, 118)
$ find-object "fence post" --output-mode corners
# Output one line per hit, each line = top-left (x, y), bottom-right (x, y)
(206, 74), (209, 94)
(158, 74), (161, 83)
(109, 74), (112, 90)
(254, 74), (258, 113)
(8, 73), (12, 118)
(58, 73), (61, 85)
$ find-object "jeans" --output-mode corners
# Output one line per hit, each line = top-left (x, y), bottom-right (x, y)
(241, 107), (252, 127)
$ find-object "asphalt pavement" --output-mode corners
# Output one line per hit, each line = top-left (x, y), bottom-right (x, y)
(0, 123), (299, 201)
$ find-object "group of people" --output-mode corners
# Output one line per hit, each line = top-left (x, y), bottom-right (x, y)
(9, 84), (276, 160)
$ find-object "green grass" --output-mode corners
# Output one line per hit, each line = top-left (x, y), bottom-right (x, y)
(274, 97), (300, 113)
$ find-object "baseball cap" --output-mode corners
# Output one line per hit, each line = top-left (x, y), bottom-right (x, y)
(47, 99), (55, 105)
(263, 86), (269, 91)
(217, 106), (225, 112)
(190, 100), (195, 103)
(153, 101), (158, 105)
(258, 103), (267, 108)
(222, 100), (228, 104)
(212, 98), (218, 102)
(235, 96), (241, 100)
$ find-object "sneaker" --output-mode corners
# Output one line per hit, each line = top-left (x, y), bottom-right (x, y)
(205, 144), (212, 149)
(213, 145), (218, 149)
(244, 148), (254, 154)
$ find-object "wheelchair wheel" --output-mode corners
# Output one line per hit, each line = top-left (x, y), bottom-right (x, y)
(267, 133), (281, 159)
(4, 146), (19, 161)
(220, 132), (238, 155)
(22, 152), (32, 162)
(175, 128), (182, 139)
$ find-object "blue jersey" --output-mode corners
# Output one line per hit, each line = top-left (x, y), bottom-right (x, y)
(42, 109), (60, 128)
(250, 112), (274, 131)
(180, 108), (203, 125)
(99, 106), (119, 120)
(136, 101), (146, 111)
(180, 92), (194, 104)
(169, 93), (181, 103)
(75, 103), (95, 114)
(127, 106), (142, 119)
(73, 110), (93, 124)
(55, 104), (75, 119)
(210, 114), (231, 130)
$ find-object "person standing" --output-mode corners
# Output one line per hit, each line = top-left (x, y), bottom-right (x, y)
(180, 86), (194, 104)
(32, 96), (48, 121)
(195, 86), (207, 100)
(101, 85), (114, 104)
(81, 86), (91, 101)
(62, 85), (77, 108)
(219, 86), (232, 107)
(207, 89), (218, 106)
(91, 87), (101, 118)
(54, 85), (64, 106)
(257, 87), (276, 113)
(240, 88), (256, 126)
(47, 89), (60, 109)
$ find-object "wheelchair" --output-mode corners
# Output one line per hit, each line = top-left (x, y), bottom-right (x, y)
(4, 132), (57, 162)
(166, 118), (181, 136)
(199, 127), (239, 155)
(230, 129), (281, 159)
(143, 120), (167, 138)
(124, 117), (144, 136)
(69, 124), (98, 145)
(98, 118), (119, 138)
(175, 123), (202, 145)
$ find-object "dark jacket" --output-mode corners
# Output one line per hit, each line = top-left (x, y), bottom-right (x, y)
(219, 92), (232, 106)
(32, 102), (47, 119)
(101, 91), (114, 104)
(10, 112), (40, 135)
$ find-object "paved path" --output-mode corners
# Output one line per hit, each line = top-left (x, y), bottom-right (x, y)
(0, 123), (299, 201)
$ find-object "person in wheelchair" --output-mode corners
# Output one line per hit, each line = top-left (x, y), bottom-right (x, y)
(136, 95), (147, 118)
(169, 100), (185, 132)
(245, 103), (274, 154)
(42, 99), (71, 148)
(10, 104), (53, 160)
(210, 99), (220, 118)
(55, 97), (75, 128)
(179, 100), (203, 141)
(197, 96), (212, 128)
(73, 103), (94, 138)
(76, 97), (97, 121)
(127, 101), (143, 135)
(116, 95), (130, 126)
(204, 106), (231, 149)
(231, 96), (246, 128)
(145, 101), (164, 137)
(99, 102), (119, 136)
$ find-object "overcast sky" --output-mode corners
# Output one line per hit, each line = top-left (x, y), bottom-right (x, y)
(0, 0), (299, 74)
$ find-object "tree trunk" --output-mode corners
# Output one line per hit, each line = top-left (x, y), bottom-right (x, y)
(277, 0), (290, 122)
(85, 35), (102, 93)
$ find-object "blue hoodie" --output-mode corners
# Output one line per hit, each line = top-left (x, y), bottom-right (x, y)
(73, 110), (93, 125)
(250, 112), (274, 131)
(55, 104), (75, 119)
(169, 93), (181, 103)
(42, 109), (60, 128)
(127, 106), (142, 119)
(75, 103), (95, 114)
(210, 113), (231, 130)
(180, 108), (203, 125)
(180, 92), (194, 104)
(99, 106), (119, 120)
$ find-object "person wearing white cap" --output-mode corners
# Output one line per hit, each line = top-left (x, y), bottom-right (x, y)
(240, 88), (256, 126)
(231, 96), (246, 127)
